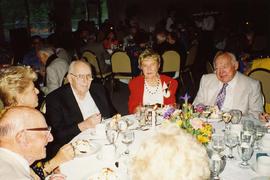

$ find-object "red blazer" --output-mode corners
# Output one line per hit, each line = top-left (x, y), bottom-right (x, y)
(128, 75), (178, 114)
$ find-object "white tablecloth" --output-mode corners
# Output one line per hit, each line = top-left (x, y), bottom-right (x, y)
(60, 115), (269, 180)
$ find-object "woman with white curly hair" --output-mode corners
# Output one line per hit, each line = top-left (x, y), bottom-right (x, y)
(131, 124), (210, 180)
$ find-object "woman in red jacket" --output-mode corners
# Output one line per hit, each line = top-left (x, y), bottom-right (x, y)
(128, 49), (178, 114)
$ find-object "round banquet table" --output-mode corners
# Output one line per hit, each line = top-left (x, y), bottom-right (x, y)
(59, 114), (269, 180)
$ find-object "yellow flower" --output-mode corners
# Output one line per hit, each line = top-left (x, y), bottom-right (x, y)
(176, 120), (183, 127)
(197, 135), (209, 144)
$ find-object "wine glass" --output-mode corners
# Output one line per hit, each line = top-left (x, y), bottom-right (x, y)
(121, 130), (135, 155)
(238, 142), (254, 168)
(225, 132), (239, 159)
(222, 112), (232, 131)
(254, 125), (267, 150)
(229, 109), (242, 124)
(240, 130), (255, 146)
(208, 149), (226, 180)
(212, 133), (226, 154)
(105, 127), (118, 151)
(242, 120), (255, 134)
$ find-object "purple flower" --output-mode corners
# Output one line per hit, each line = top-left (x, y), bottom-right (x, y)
(180, 93), (191, 102)
(163, 107), (175, 119)
(194, 103), (206, 113)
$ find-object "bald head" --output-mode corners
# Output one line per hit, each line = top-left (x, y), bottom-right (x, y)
(0, 106), (46, 137)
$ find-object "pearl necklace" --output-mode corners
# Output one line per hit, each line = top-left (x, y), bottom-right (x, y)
(144, 78), (160, 95)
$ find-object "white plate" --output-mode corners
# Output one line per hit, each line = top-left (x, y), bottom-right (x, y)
(74, 141), (101, 158)
(88, 168), (122, 180)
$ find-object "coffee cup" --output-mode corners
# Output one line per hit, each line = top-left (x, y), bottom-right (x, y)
(257, 156), (270, 176)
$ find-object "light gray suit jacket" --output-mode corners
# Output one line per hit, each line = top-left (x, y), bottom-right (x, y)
(42, 57), (69, 95)
(0, 149), (32, 180)
(193, 72), (264, 119)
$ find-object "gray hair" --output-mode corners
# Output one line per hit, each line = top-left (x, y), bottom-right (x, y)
(213, 51), (238, 68)
(131, 124), (210, 180)
(68, 59), (92, 74)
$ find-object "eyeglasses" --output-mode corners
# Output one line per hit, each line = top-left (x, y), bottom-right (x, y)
(25, 126), (52, 138)
(70, 73), (93, 81)
(25, 126), (51, 132)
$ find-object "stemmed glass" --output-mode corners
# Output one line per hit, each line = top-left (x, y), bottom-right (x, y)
(212, 133), (226, 154)
(105, 126), (118, 152)
(254, 125), (267, 150)
(225, 132), (239, 159)
(208, 149), (226, 180)
(229, 109), (242, 124)
(238, 142), (254, 168)
(121, 130), (135, 155)
(222, 112), (232, 131)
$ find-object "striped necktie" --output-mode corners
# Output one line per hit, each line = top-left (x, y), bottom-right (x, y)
(215, 83), (228, 110)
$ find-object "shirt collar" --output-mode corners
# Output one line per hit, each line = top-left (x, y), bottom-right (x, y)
(0, 147), (30, 173)
(218, 71), (238, 88)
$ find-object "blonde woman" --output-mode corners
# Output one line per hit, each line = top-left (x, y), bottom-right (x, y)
(128, 49), (178, 113)
(131, 124), (210, 180)
(0, 66), (74, 179)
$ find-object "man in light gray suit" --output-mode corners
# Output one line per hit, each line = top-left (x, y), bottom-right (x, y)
(193, 52), (264, 119)
(38, 47), (69, 95)
(0, 106), (53, 179)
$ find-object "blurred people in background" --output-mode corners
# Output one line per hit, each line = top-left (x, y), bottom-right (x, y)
(131, 124), (210, 180)
(22, 35), (43, 71)
(37, 47), (69, 95)
(128, 49), (178, 113)
(152, 30), (168, 56)
(102, 31), (119, 50)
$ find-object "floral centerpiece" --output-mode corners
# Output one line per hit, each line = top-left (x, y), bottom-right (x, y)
(162, 94), (212, 145)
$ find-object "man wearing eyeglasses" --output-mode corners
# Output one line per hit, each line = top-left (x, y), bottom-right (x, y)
(45, 60), (115, 159)
(193, 52), (263, 119)
(0, 106), (53, 179)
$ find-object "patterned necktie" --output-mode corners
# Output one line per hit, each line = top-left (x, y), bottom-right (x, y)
(215, 83), (228, 110)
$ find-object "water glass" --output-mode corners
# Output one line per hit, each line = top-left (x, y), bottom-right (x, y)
(242, 120), (255, 133)
(208, 150), (226, 180)
(238, 142), (254, 168)
(229, 109), (242, 124)
(212, 133), (226, 154)
(240, 130), (255, 146)
(225, 132), (239, 159)
(121, 130), (135, 155)
(254, 125), (267, 150)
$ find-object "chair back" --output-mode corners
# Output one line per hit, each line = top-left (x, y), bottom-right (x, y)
(206, 61), (214, 74)
(82, 50), (101, 74)
(185, 44), (198, 67)
(161, 50), (181, 73)
(111, 51), (132, 75)
(248, 68), (270, 112)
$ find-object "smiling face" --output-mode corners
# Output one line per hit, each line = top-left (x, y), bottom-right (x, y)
(141, 57), (160, 80)
(214, 53), (238, 83)
(16, 81), (39, 108)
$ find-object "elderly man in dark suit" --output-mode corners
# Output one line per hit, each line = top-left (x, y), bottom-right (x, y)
(45, 60), (115, 159)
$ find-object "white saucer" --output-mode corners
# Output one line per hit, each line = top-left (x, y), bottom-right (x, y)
(251, 163), (270, 177)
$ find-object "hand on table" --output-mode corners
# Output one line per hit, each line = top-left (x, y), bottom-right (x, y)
(78, 113), (101, 131)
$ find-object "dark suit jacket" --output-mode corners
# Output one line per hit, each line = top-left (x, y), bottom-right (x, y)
(45, 83), (115, 159)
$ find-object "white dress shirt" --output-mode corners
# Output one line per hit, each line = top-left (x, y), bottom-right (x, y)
(71, 87), (100, 120)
